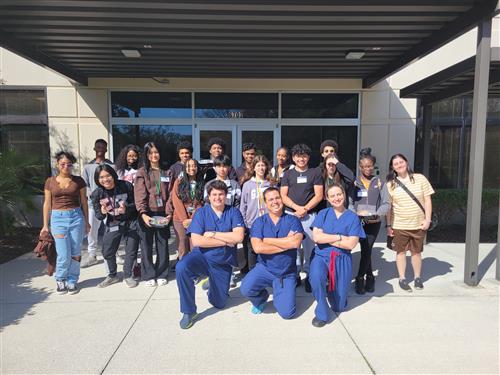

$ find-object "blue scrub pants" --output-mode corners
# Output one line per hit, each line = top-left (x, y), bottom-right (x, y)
(176, 248), (232, 314)
(240, 263), (296, 319)
(309, 250), (352, 322)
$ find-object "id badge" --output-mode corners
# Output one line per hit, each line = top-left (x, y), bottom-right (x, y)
(156, 196), (163, 207)
(109, 225), (119, 233)
(297, 176), (307, 184)
(109, 220), (119, 232)
(357, 190), (368, 198)
(160, 176), (170, 183)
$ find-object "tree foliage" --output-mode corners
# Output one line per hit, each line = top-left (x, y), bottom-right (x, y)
(0, 150), (44, 236)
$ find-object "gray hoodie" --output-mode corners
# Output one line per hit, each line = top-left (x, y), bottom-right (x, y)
(239, 178), (272, 228)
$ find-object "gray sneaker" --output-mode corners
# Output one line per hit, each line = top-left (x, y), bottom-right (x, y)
(81, 255), (99, 268)
(98, 275), (120, 288)
(414, 277), (424, 290)
(399, 279), (413, 292)
(124, 277), (139, 288)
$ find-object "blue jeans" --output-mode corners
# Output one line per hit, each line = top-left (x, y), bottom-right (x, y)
(286, 211), (316, 275)
(51, 208), (85, 284)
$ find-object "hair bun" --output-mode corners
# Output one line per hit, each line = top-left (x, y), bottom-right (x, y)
(359, 147), (372, 157)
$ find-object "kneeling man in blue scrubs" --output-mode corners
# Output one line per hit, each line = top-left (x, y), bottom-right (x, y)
(240, 187), (304, 319)
(176, 180), (245, 329)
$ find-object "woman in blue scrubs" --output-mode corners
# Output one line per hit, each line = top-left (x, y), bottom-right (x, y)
(176, 180), (245, 329)
(310, 183), (365, 327)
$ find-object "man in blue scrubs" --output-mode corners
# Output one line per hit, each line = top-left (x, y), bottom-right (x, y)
(240, 187), (304, 319)
(176, 180), (245, 329)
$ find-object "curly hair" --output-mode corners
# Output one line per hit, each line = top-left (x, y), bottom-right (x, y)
(115, 144), (141, 175)
(54, 151), (77, 164)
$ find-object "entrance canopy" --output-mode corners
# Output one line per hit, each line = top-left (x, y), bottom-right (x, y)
(0, 1), (498, 86)
(400, 47), (500, 104)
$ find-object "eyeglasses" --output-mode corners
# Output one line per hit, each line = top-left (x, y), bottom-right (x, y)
(59, 163), (73, 168)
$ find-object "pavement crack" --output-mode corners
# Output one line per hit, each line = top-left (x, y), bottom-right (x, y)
(99, 287), (158, 375)
(336, 313), (376, 375)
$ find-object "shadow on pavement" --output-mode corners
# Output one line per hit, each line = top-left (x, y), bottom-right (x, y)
(478, 245), (498, 282)
(0, 256), (51, 332)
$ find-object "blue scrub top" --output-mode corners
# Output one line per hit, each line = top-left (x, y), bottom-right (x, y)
(250, 212), (304, 276)
(187, 204), (245, 266)
(311, 208), (366, 257)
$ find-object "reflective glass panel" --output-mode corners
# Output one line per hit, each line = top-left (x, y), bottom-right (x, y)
(281, 125), (358, 170)
(195, 93), (278, 118)
(111, 92), (191, 118)
(112, 125), (192, 169)
(282, 93), (358, 118)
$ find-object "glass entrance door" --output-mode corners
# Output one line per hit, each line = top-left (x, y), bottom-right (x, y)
(194, 122), (278, 167)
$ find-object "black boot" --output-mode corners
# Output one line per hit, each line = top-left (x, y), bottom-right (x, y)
(365, 275), (375, 293)
(355, 276), (365, 295)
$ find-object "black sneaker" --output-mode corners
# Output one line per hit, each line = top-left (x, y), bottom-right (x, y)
(399, 279), (412, 292)
(56, 281), (67, 295)
(312, 317), (327, 328)
(295, 276), (302, 288)
(414, 277), (424, 290)
(67, 283), (79, 295)
(304, 277), (312, 293)
(355, 276), (365, 295)
(365, 275), (375, 293)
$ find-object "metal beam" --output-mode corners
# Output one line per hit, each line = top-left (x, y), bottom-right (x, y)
(363, 0), (498, 88)
(422, 103), (432, 177)
(497, 191), (500, 281)
(421, 68), (500, 104)
(0, 29), (87, 85)
(464, 16), (492, 286)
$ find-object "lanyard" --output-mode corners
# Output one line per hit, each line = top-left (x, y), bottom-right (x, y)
(256, 180), (266, 216)
(189, 181), (196, 200)
(152, 170), (161, 196)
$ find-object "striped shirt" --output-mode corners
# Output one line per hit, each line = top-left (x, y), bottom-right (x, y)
(388, 173), (434, 230)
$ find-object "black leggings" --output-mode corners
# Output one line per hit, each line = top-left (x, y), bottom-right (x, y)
(357, 222), (381, 278)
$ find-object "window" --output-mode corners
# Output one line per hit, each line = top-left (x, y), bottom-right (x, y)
(112, 125), (192, 169)
(111, 92), (191, 118)
(195, 93), (278, 118)
(282, 93), (358, 118)
(281, 125), (358, 170)
(422, 95), (500, 188)
(0, 89), (50, 180)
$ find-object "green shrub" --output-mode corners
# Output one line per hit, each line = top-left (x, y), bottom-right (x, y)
(433, 189), (499, 227)
(0, 151), (44, 236)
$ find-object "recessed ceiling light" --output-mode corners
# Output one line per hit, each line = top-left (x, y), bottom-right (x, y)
(345, 50), (365, 60)
(371, 47), (382, 51)
(121, 49), (141, 58)
(143, 44), (152, 49)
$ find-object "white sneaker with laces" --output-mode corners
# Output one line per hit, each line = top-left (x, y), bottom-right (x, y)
(157, 278), (168, 286)
(144, 279), (156, 287)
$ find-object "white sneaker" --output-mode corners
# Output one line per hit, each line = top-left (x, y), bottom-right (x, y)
(116, 255), (125, 265)
(157, 278), (168, 286)
(144, 279), (156, 287)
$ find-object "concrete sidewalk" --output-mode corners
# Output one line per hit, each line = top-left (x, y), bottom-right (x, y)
(1, 242), (498, 374)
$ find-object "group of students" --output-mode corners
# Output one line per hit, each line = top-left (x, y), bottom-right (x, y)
(40, 136), (434, 328)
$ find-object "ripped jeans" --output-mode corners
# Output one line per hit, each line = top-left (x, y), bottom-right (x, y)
(51, 208), (85, 284)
